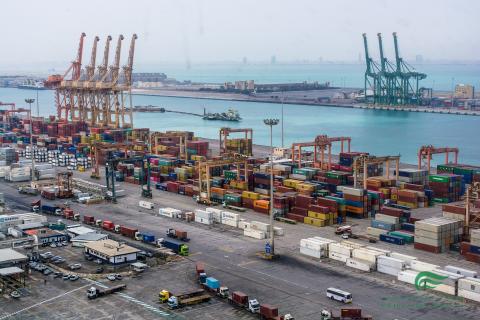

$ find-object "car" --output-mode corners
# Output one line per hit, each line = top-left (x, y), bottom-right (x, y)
(341, 233), (350, 240)
(43, 268), (53, 275)
(94, 259), (103, 265)
(10, 291), (21, 299)
(53, 272), (63, 278)
(69, 263), (82, 270)
(49, 243), (57, 248)
(95, 267), (104, 274)
(28, 262), (38, 268)
(36, 264), (47, 272)
(85, 255), (94, 261)
(69, 275), (79, 281)
(144, 252), (153, 258)
(63, 274), (71, 280)
(106, 274), (116, 281)
(115, 274), (123, 280)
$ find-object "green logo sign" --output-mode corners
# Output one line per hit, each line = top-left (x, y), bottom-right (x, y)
(415, 271), (448, 290)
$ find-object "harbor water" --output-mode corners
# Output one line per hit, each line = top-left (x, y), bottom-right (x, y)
(1, 85), (479, 166)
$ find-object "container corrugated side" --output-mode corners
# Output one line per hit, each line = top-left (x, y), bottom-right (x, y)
(345, 257), (373, 272)
(410, 260), (439, 272)
(458, 289), (480, 302)
(397, 270), (419, 284)
(377, 264), (402, 277)
(329, 251), (349, 262)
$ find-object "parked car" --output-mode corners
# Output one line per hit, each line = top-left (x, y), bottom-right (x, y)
(63, 274), (71, 280)
(69, 263), (82, 270)
(53, 272), (63, 278)
(106, 274), (116, 281)
(69, 275), (79, 281)
(95, 267), (104, 274)
(43, 268), (53, 275)
(115, 274), (123, 280)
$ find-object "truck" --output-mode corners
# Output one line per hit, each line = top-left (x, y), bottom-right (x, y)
(83, 215), (95, 225)
(158, 238), (189, 256)
(118, 226), (138, 238)
(41, 205), (61, 215)
(41, 190), (56, 200)
(18, 186), (39, 196)
(31, 200), (41, 213)
(142, 233), (156, 244)
(195, 262), (205, 276)
(87, 284), (126, 299)
(95, 219), (103, 227)
(134, 231), (143, 241)
(320, 308), (371, 320)
(102, 220), (115, 231)
(260, 304), (279, 320)
(228, 291), (261, 313)
(201, 277), (229, 298)
(166, 289), (211, 309)
(63, 208), (80, 221)
(335, 225), (355, 235)
(166, 228), (190, 242)
(159, 289), (204, 303)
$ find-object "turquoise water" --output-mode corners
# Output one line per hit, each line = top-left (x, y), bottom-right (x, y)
(149, 63), (480, 91)
(1, 87), (479, 165)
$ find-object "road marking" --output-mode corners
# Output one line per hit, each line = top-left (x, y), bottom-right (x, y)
(0, 284), (91, 320)
(237, 260), (257, 267)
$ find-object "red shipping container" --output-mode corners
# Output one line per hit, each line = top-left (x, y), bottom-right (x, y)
(317, 198), (338, 212)
(167, 181), (180, 193)
(291, 207), (308, 216)
(381, 207), (404, 217)
(414, 242), (441, 254)
(260, 304), (279, 319)
(308, 205), (330, 214)
(285, 213), (305, 222)
(295, 195), (313, 209)
(442, 204), (466, 215)
(120, 226), (138, 238)
(341, 309), (362, 318)
(460, 242), (471, 255)
(465, 251), (480, 263)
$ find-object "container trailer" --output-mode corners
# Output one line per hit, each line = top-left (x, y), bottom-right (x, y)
(158, 238), (189, 256)
(165, 289), (211, 309)
(102, 220), (115, 231)
(83, 215), (95, 225)
(159, 289), (204, 303)
(139, 200), (154, 209)
(201, 277), (229, 298)
(18, 186), (39, 195)
(228, 291), (260, 313)
(41, 205), (61, 215)
(87, 284), (126, 299)
(166, 228), (190, 241)
(117, 226), (138, 238)
(142, 233), (156, 244)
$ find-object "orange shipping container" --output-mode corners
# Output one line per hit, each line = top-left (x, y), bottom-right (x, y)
(254, 200), (270, 209)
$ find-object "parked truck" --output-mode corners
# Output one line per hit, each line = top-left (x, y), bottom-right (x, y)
(201, 277), (229, 298)
(166, 228), (190, 242)
(41, 205), (61, 215)
(31, 200), (41, 213)
(102, 220), (115, 231)
(228, 291), (261, 313)
(18, 186), (39, 196)
(320, 308), (371, 320)
(87, 284), (126, 299)
(117, 226), (138, 238)
(63, 208), (80, 221)
(83, 215), (95, 225)
(166, 289), (211, 309)
(142, 233), (156, 244)
(159, 289), (204, 303)
(158, 238), (189, 256)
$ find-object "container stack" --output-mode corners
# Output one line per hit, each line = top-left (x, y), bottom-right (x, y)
(194, 209), (213, 225)
(396, 168), (428, 184)
(437, 163), (480, 184)
(186, 141), (209, 158)
(376, 255), (406, 276)
(0, 147), (16, 165)
(341, 187), (367, 218)
(414, 217), (463, 253)
(6, 167), (30, 182)
(241, 191), (260, 209)
(427, 269), (464, 295)
(243, 221), (268, 239)
(205, 207), (223, 223)
(225, 138), (252, 156)
(285, 194), (313, 223)
(299, 237), (334, 259)
(221, 211), (240, 228)
(158, 207), (181, 218)
(328, 242), (354, 262)
(428, 174), (463, 203)
(253, 172), (270, 195)
(462, 229), (480, 263)
(348, 248), (385, 271)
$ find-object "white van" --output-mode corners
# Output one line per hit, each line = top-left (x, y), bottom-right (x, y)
(326, 287), (352, 303)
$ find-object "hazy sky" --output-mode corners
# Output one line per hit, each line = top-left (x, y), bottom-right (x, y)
(1, 0), (479, 72)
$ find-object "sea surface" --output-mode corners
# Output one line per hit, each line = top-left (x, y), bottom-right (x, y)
(1, 86), (479, 166)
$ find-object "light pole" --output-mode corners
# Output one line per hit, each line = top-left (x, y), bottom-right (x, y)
(281, 91), (284, 148)
(263, 118), (279, 256)
(25, 98), (35, 182)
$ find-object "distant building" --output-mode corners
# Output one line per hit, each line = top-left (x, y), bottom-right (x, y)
(454, 84), (474, 99)
(132, 73), (167, 82)
(24, 228), (68, 246)
(235, 81), (248, 91)
(84, 239), (140, 265)
(247, 80), (255, 90)
(71, 232), (108, 248)
(0, 213), (47, 233)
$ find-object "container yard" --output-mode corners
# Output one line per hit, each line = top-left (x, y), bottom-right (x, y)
(1, 6), (480, 319)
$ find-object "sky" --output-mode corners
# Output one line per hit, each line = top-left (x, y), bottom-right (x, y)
(1, 0), (479, 72)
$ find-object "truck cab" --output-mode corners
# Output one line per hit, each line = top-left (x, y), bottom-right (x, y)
(218, 286), (229, 299)
(55, 208), (63, 216)
(96, 219), (103, 227)
(114, 225), (121, 233)
(135, 232), (143, 241)
(198, 272), (207, 284)
(179, 244), (189, 256)
(248, 299), (260, 313)
(167, 296), (178, 309)
(159, 290), (171, 303)
(87, 287), (99, 299)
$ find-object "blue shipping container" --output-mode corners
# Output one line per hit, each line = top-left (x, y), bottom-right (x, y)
(205, 277), (220, 290)
(401, 223), (415, 232)
(142, 234), (155, 243)
(371, 220), (395, 231)
(470, 245), (480, 255)
(380, 234), (405, 245)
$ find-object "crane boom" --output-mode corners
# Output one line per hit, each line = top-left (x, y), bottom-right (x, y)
(377, 33), (386, 72)
(392, 32), (401, 72)
(98, 35), (112, 81)
(72, 32), (86, 80)
(110, 34), (124, 83)
(123, 34), (138, 87)
(85, 36), (100, 81)
(362, 33), (372, 76)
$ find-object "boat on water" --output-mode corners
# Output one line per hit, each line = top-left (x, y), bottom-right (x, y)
(203, 108), (241, 121)
(17, 79), (47, 90)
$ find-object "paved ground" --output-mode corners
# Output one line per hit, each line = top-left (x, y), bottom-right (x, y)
(1, 175), (480, 319)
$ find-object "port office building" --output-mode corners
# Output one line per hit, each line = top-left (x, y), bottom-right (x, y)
(84, 239), (140, 265)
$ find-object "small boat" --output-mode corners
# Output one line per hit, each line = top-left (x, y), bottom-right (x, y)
(203, 108), (241, 121)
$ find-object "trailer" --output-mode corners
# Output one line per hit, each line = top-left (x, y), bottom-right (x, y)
(201, 277), (229, 298)
(102, 220), (115, 232)
(159, 238), (189, 256)
(119, 226), (138, 238)
(228, 291), (260, 313)
(83, 215), (95, 225)
(166, 228), (190, 242)
(41, 205), (61, 215)
(87, 284), (126, 299)
(18, 186), (39, 196)
(167, 289), (211, 309)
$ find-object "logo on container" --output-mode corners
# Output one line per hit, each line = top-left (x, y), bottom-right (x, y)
(414, 271), (448, 290)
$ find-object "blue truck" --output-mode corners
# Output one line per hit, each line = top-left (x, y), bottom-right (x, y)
(41, 205), (61, 215)
(160, 239), (189, 256)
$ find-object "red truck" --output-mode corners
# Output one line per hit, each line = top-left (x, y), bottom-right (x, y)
(119, 226), (138, 238)
(102, 220), (115, 231)
(63, 208), (80, 221)
(166, 228), (190, 242)
(83, 215), (95, 225)
(260, 304), (279, 320)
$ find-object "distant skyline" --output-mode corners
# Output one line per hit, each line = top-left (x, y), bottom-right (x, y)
(1, 0), (479, 73)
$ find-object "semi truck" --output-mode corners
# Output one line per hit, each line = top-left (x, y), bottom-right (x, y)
(87, 284), (126, 299)
(116, 225), (138, 238)
(159, 289), (204, 303)
(166, 289), (211, 309)
(158, 238), (189, 256)
(228, 291), (261, 313)
(166, 228), (190, 241)
(41, 205), (61, 215)
(201, 277), (229, 298)
(102, 220), (115, 231)
(63, 208), (80, 221)
(83, 215), (95, 225)
(18, 186), (39, 195)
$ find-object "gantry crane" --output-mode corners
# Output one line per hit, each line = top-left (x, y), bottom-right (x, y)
(291, 135), (352, 169)
(150, 131), (191, 160)
(57, 171), (73, 198)
(353, 154), (400, 189)
(219, 127), (253, 156)
(465, 182), (480, 239)
(90, 141), (135, 179)
(197, 154), (249, 205)
(291, 141), (316, 168)
(418, 145), (459, 174)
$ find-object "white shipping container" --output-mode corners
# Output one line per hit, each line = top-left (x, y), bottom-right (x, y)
(250, 221), (270, 232)
(244, 229), (266, 239)
(367, 227), (387, 238)
(300, 238), (328, 251)
(341, 240), (365, 249)
(432, 284), (456, 296)
(410, 260), (439, 272)
(238, 220), (250, 229)
(390, 252), (417, 266)
(377, 264), (402, 277)
(328, 243), (352, 257)
(194, 209), (212, 220)
(195, 216), (212, 225)
(345, 258), (373, 272)
(205, 207), (222, 223)
(377, 256), (405, 270)
(300, 246), (322, 259)
(273, 227), (284, 236)
(397, 270), (419, 285)
(222, 219), (239, 228)
(352, 248), (384, 264)
(374, 213), (400, 225)
(159, 208), (181, 218)
(366, 246), (391, 256)
(221, 211), (239, 222)
(329, 251), (349, 262)
(458, 289), (480, 302)
(458, 277), (480, 294)
(444, 266), (478, 278)
(139, 200), (154, 209)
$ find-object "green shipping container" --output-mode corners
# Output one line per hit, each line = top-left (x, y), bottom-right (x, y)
(433, 197), (450, 203)
(428, 175), (451, 183)
(388, 231), (414, 243)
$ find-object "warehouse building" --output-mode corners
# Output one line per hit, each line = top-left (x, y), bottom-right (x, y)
(84, 239), (140, 265)
(66, 226), (96, 239)
(71, 232), (108, 248)
(24, 228), (68, 246)
(0, 213), (47, 233)
(0, 249), (28, 292)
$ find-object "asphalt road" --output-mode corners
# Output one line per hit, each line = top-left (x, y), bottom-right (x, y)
(1, 180), (480, 320)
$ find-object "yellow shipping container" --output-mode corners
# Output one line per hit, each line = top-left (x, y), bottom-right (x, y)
(345, 206), (364, 214)
(284, 179), (301, 188)
(296, 183), (315, 192)
(303, 217), (325, 227)
(307, 211), (330, 220)
(242, 191), (260, 200)
(397, 201), (417, 209)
